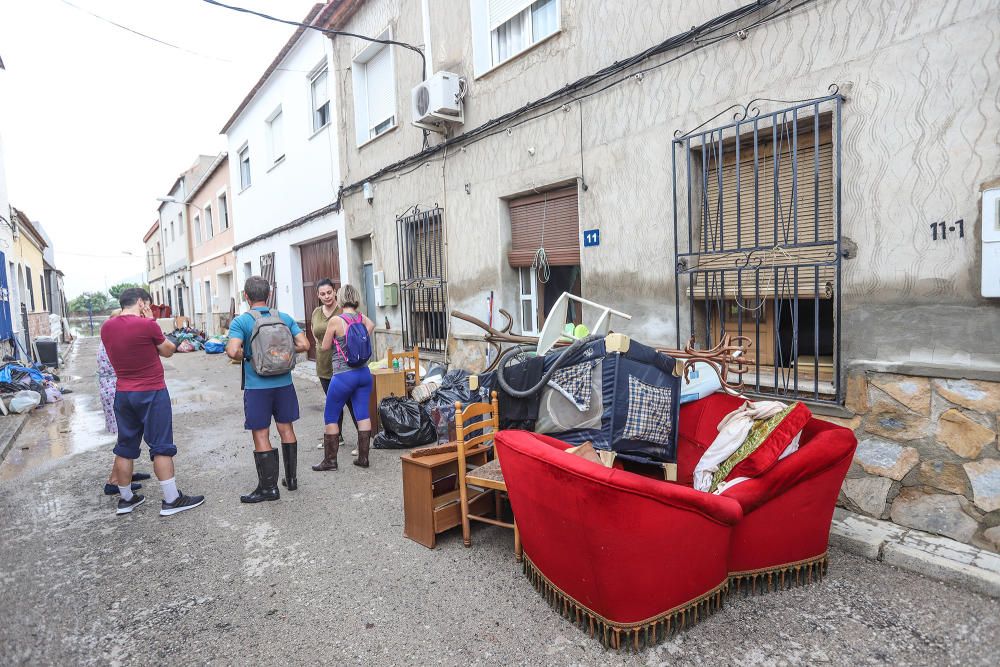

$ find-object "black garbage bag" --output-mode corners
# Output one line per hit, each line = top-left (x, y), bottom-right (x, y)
(422, 370), (489, 417)
(373, 396), (436, 449)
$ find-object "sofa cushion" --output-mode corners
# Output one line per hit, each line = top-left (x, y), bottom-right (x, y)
(709, 401), (812, 492)
(565, 441), (607, 466)
(676, 393), (747, 486)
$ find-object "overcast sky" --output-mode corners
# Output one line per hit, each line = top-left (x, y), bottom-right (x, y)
(0, 0), (319, 298)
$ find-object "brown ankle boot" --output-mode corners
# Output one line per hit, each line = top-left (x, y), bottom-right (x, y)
(353, 430), (372, 468)
(312, 433), (339, 471)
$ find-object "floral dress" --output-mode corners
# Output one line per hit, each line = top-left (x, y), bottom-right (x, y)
(97, 342), (117, 434)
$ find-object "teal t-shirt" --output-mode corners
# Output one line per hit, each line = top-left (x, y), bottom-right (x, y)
(228, 307), (303, 389)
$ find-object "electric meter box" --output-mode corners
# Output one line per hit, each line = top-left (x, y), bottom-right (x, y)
(983, 188), (1000, 297)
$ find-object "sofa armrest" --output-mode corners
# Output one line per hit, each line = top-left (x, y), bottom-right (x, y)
(720, 420), (857, 513)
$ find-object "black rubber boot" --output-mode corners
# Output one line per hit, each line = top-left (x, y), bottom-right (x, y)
(280, 442), (298, 490)
(240, 449), (280, 503)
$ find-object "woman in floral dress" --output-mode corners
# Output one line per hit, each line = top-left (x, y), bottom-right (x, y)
(97, 341), (118, 434)
(98, 310), (149, 495)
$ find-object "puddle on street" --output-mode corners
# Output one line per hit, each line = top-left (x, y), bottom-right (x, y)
(0, 391), (114, 480)
(0, 337), (233, 480)
(0, 381), (227, 480)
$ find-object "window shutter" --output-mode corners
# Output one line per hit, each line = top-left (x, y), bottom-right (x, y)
(365, 46), (395, 130)
(488, 0), (533, 30)
(508, 187), (580, 267)
(700, 127), (835, 298)
(312, 69), (328, 108)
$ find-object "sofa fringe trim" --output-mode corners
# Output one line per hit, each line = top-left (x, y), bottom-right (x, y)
(728, 552), (829, 595)
(522, 555), (729, 650)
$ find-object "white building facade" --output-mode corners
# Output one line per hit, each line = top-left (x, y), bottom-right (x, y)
(157, 177), (190, 318)
(156, 155), (214, 318)
(223, 4), (346, 333)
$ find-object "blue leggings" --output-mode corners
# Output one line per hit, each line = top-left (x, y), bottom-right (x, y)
(324, 367), (373, 425)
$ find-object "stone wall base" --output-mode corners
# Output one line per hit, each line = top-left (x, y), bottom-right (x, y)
(838, 369), (1000, 554)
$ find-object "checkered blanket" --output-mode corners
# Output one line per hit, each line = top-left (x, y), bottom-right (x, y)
(547, 360), (598, 411)
(622, 375), (674, 445)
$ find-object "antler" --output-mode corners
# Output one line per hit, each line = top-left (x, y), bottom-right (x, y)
(450, 309), (540, 372)
(450, 309), (754, 389)
(656, 334), (753, 395)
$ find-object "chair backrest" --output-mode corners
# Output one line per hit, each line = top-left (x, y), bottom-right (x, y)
(454, 391), (500, 482)
(387, 347), (420, 385)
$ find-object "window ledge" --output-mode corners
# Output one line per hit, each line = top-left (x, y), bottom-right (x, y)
(266, 156), (286, 174)
(357, 122), (399, 150)
(474, 29), (562, 81)
(309, 123), (331, 140)
(238, 185), (251, 194)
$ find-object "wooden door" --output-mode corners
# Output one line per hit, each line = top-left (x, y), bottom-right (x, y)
(300, 235), (340, 361)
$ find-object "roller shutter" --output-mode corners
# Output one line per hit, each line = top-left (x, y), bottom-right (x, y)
(508, 187), (580, 268)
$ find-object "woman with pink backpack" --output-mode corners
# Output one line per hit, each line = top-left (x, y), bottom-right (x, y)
(313, 284), (376, 472)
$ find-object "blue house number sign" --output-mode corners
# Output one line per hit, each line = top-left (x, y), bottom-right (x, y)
(583, 229), (601, 247)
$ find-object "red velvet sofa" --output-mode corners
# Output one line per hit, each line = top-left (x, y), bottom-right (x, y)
(494, 394), (857, 649)
(495, 431), (742, 650)
(677, 394), (857, 590)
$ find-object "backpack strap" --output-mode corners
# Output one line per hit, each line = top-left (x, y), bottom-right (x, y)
(333, 314), (353, 362)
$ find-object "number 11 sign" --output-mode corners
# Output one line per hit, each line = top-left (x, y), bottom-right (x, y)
(583, 229), (601, 247)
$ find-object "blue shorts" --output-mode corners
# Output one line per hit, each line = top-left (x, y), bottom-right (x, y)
(113, 390), (177, 460)
(324, 367), (372, 425)
(244, 384), (300, 430)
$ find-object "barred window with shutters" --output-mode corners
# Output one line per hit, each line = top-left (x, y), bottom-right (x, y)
(396, 207), (448, 352)
(259, 252), (277, 309)
(672, 89), (844, 403)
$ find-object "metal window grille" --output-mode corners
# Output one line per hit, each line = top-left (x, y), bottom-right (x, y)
(259, 252), (277, 309)
(396, 206), (448, 352)
(672, 87), (844, 404)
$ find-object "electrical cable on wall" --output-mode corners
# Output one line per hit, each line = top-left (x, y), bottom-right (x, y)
(339, 0), (817, 195)
(532, 190), (551, 284)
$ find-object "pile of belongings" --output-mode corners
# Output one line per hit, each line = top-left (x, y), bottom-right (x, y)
(480, 336), (683, 468)
(204, 336), (227, 354)
(373, 368), (489, 449)
(0, 361), (64, 412)
(167, 327), (208, 353)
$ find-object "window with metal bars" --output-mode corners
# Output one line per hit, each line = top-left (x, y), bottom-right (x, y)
(396, 207), (447, 352)
(259, 252), (277, 309)
(672, 90), (844, 404)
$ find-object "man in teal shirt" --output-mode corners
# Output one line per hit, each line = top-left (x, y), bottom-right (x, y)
(226, 276), (310, 503)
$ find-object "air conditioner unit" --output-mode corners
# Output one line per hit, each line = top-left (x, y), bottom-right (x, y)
(411, 71), (465, 133)
(373, 271), (385, 307)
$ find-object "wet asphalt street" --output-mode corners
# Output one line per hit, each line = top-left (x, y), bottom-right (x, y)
(0, 337), (998, 666)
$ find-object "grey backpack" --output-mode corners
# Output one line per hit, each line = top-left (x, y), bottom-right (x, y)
(247, 308), (296, 377)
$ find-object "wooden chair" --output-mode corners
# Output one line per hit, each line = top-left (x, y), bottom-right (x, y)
(387, 347), (420, 385)
(454, 391), (522, 561)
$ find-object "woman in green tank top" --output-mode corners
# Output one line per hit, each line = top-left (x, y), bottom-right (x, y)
(310, 279), (357, 447)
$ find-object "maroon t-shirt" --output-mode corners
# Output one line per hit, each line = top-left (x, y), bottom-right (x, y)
(100, 315), (167, 392)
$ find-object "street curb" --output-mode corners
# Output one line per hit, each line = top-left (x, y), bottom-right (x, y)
(830, 508), (1000, 598)
(0, 412), (32, 466)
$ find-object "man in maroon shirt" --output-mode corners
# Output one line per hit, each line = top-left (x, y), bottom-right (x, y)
(100, 288), (204, 517)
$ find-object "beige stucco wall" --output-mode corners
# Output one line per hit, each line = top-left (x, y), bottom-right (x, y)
(13, 230), (47, 314)
(144, 223), (164, 304)
(331, 0), (1000, 374)
(189, 157), (234, 263)
(188, 156), (235, 334)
